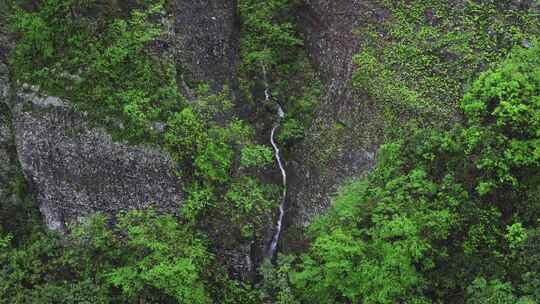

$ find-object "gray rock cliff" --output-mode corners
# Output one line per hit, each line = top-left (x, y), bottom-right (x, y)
(0, 68), (16, 205)
(0, 30), (19, 208)
(10, 92), (183, 231)
(285, 0), (383, 239)
(0, 9), (184, 232)
(173, 0), (240, 93)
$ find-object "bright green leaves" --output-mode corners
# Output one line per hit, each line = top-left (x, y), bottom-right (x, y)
(165, 107), (206, 164)
(353, 0), (540, 133)
(463, 44), (540, 134)
(11, 0), (179, 143)
(293, 163), (448, 303)
(107, 211), (211, 303)
(238, 0), (317, 147)
(160, 88), (277, 244)
(240, 145), (274, 168)
(195, 139), (234, 184)
(505, 223), (528, 251)
(225, 177), (276, 239)
(239, 0), (302, 71)
(0, 211), (213, 303)
(462, 43), (540, 194)
(292, 44), (540, 303)
(164, 89), (241, 183)
(465, 278), (519, 304)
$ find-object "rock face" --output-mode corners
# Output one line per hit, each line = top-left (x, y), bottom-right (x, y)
(0, 105), (13, 201)
(285, 0), (383, 237)
(174, 0), (257, 279)
(0, 17), (183, 232)
(10, 92), (183, 231)
(0, 31), (18, 206)
(0, 67), (16, 204)
(173, 0), (239, 92)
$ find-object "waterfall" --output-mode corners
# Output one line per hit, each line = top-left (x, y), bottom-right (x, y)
(268, 105), (286, 260)
(262, 64), (287, 260)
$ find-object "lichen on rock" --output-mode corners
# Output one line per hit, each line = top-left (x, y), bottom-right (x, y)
(11, 92), (184, 231)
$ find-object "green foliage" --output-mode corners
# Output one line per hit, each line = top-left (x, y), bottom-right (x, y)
(8, 3), (280, 294)
(277, 81), (320, 145)
(259, 255), (299, 304)
(194, 139), (234, 184)
(239, 0), (318, 146)
(165, 107), (207, 164)
(0, 210), (216, 303)
(466, 278), (518, 304)
(461, 44), (540, 192)
(291, 44), (540, 303)
(10, 0), (180, 143)
(7, 1), (540, 303)
(505, 223), (527, 251)
(0, 170), (43, 246)
(353, 0), (540, 132)
(240, 145), (274, 168)
(239, 0), (302, 73)
(107, 211), (211, 303)
(224, 177), (276, 239)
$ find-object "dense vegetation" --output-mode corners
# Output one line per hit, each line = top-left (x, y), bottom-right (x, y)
(290, 43), (540, 303)
(1, 0), (540, 303)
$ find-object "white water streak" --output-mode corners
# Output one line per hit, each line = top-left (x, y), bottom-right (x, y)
(262, 63), (287, 260)
(268, 109), (286, 259)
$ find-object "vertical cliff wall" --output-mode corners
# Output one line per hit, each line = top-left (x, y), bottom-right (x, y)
(285, 0), (383, 244)
(0, 59), (16, 206)
(0, 28), (20, 210)
(174, 0), (240, 93)
(282, 0), (540, 251)
(5, 0), (538, 275)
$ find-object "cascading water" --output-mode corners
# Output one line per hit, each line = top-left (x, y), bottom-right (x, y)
(262, 64), (287, 260)
(268, 104), (286, 260)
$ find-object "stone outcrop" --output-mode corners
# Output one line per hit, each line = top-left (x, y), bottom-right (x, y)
(173, 0), (239, 93)
(174, 0), (259, 279)
(10, 92), (183, 231)
(0, 22), (184, 232)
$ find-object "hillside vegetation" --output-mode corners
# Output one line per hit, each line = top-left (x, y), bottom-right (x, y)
(1, 0), (540, 303)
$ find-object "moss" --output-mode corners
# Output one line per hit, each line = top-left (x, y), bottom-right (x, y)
(354, 0), (540, 134)
(9, 0), (180, 145)
(310, 122), (347, 169)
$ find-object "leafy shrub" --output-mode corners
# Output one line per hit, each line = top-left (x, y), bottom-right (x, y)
(10, 0), (180, 143)
(291, 43), (540, 303)
(0, 211), (214, 303)
(240, 145), (274, 168)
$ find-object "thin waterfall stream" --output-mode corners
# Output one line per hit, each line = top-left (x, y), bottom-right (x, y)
(268, 103), (286, 260)
(262, 64), (287, 260)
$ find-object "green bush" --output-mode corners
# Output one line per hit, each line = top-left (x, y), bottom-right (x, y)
(291, 44), (540, 303)
(0, 211), (215, 303)
(10, 0), (180, 143)
(240, 145), (274, 168)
